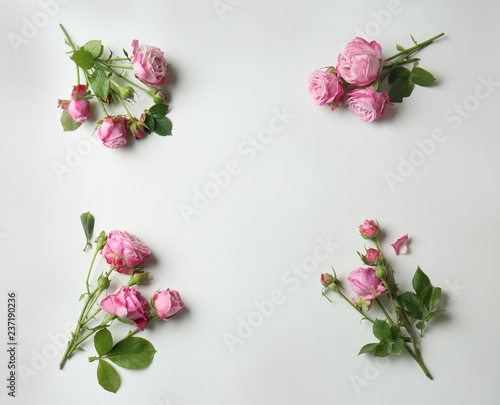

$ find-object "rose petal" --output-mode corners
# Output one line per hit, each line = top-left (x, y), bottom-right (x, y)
(391, 234), (409, 255)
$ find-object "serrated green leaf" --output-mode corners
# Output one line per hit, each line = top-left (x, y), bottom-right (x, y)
(71, 49), (94, 70)
(392, 340), (404, 356)
(106, 337), (156, 370)
(153, 116), (172, 136)
(94, 328), (113, 356)
(97, 360), (120, 393)
(390, 326), (402, 341)
(413, 267), (432, 299)
(425, 309), (445, 322)
(429, 287), (441, 311)
(373, 319), (391, 341)
(143, 113), (155, 133)
(398, 291), (424, 320)
(80, 212), (94, 251)
(83, 40), (103, 59)
(412, 67), (435, 87)
(358, 343), (378, 355)
(374, 340), (393, 357)
(90, 69), (110, 101)
(149, 103), (169, 116)
(388, 67), (414, 103)
(61, 109), (82, 132)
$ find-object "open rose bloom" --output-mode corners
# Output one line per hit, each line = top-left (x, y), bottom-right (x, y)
(97, 117), (128, 149)
(336, 37), (382, 87)
(131, 40), (167, 87)
(348, 267), (386, 304)
(308, 70), (344, 109)
(346, 88), (392, 122)
(101, 286), (149, 330)
(101, 230), (151, 274)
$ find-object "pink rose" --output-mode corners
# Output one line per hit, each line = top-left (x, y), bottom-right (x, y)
(67, 99), (90, 123)
(308, 70), (344, 109)
(365, 248), (380, 264)
(391, 234), (409, 255)
(128, 114), (146, 140)
(101, 230), (151, 274)
(101, 287), (149, 331)
(152, 289), (184, 320)
(131, 40), (167, 87)
(359, 220), (379, 239)
(321, 273), (334, 287)
(346, 88), (392, 122)
(97, 117), (127, 149)
(336, 37), (382, 86)
(348, 267), (386, 300)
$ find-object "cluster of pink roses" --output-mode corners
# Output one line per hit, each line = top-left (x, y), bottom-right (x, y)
(320, 219), (443, 379)
(309, 38), (391, 122)
(99, 230), (184, 330)
(58, 25), (172, 148)
(309, 33), (444, 122)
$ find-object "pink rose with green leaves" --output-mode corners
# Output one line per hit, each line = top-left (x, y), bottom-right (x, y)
(100, 286), (149, 331)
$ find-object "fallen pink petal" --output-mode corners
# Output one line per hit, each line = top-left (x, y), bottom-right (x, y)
(392, 234), (409, 255)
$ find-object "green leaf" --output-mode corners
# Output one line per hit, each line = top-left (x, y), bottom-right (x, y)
(71, 49), (95, 70)
(373, 319), (391, 341)
(94, 328), (113, 356)
(392, 340), (404, 356)
(61, 109), (82, 132)
(374, 340), (393, 357)
(80, 212), (94, 251)
(398, 291), (424, 320)
(79, 293), (86, 301)
(425, 309), (445, 322)
(97, 360), (120, 393)
(143, 113), (155, 133)
(396, 44), (405, 51)
(149, 103), (169, 116)
(429, 287), (442, 311)
(90, 69), (110, 101)
(388, 66), (414, 103)
(412, 67), (436, 87)
(358, 343), (378, 355)
(106, 337), (156, 370)
(390, 326), (402, 341)
(412, 267), (432, 299)
(153, 116), (173, 136)
(83, 40), (103, 59)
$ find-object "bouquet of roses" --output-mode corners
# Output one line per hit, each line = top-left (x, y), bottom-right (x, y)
(320, 220), (445, 379)
(59, 212), (184, 393)
(309, 33), (444, 122)
(57, 25), (173, 148)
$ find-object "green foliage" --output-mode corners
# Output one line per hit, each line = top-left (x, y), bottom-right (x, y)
(61, 109), (82, 132)
(71, 49), (95, 70)
(399, 291), (424, 320)
(153, 116), (173, 136)
(94, 328), (113, 357)
(80, 212), (94, 251)
(373, 319), (391, 340)
(90, 69), (110, 101)
(83, 40), (103, 59)
(149, 103), (169, 116)
(388, 66), (414, 103)
(106, 337), (156, 370)
(411, 67), (435, 87)
(97, 360), (120, 393)
(358, 343), (378, 355)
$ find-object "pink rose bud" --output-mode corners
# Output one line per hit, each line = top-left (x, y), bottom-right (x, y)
(365, 248), (380, 264)
(101, 230), (151, 274)
(348, 267), (386, 300)
(128, 117), (146, 140)
(336, 37), (382, 86)
(71, 84), (87, 100)
(101, 286), (149, 331)
(97, 117), (128, 149)
(153, 90), (168, 104)
(391, 234), (409, 255)
(131, 40), (167, 87)
(359, 220), (379, 239)
(67, 98), (91, 123)
(152, 289), (184, 320)
(308, 70), (344, 109)
(321, 273), (335, 287)
(346, 88), (392, 122)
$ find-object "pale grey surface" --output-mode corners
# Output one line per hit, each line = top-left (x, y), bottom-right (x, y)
(1, 0), (499, 404)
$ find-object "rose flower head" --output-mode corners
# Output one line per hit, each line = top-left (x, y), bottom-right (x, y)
(348, 267), (386, 301)
(336, 37), (382, 87)
(101, 286), (149, 330)
(101, 230), (151, 274)
(152, 289), (184, 320)
(359, 220), (379, 239)
(131, 40), (167, 87)
(308, 69), (344, 109)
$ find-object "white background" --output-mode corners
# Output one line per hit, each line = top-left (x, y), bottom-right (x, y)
(1, 0), (499, 404)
